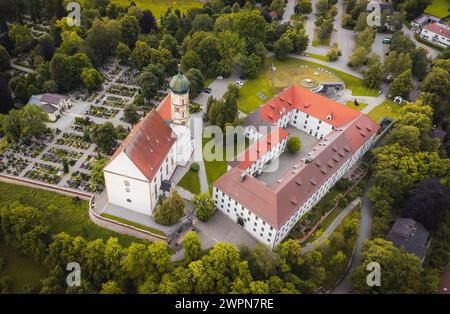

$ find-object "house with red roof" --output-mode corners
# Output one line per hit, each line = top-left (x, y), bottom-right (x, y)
(213, 85), (380, 248)
(419, 22), (450, 48)
(103, 73), (194, 215)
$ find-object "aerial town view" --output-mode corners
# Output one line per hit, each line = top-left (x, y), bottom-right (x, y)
(0, 0), (449, 303)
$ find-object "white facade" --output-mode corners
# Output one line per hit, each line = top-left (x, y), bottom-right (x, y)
(171, 91), (189, 124)
(213, 131), (378, 248)
(420, 24), (450, 47)
(104, 144), (177, 215)
(171, 120), (194, 167)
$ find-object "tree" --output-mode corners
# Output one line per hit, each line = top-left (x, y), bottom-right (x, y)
(9, 24), (33, 54)
(0, 77), (13, 114)
(231, 9), (267, 44)
(19, 104), (48, 139)
(384, 125), (421, 152)
(403, 178), (450, 232)
(84, 18), (121, 65)
(119, 15), (141, 48)
(410, 47), (429, 80)
(350, 238), (423, 293)
(123, 104), (140, 125)
(296, 0), (313, 14)
(0, 45), (10, 71)
(420, 65), (450, 116)
(100, 281), (123, 294)
(327, 43), (341, 61)
(249, 244), (280, 279)
(241, 53), (261, 79)
(348, 47), (368, 68)
(390, 30), (415, 53)
(81, 67), (103, 91)
(180, 50), (203, 73)
(384, 51), (412, 78)
(363, 62), (383, 89)
(389, 69), (412, 98)
(115, 42), (131, 64)
(154, 190), (185, 226)
(130, 40), (152, 70)
(192, 192), (215, 222)
(182, 231), (202, 263)
(192, 14), (214, 32)
(185, 68), (205, 99)
(273, 36), (293, 61)
(91, 122), (117, 154)
(287, 136), (301, 154)
(139, 70), (159, 101)
(91, 157), (108, 186)
(139, 10), (158, 34)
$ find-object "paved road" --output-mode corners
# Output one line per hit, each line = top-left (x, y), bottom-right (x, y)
(282, 0), (297, 24)
(10, 62), (37, 74)
(331, 181), (374, 294)
(302, 197), (361, 254)
(288, 54), (363, 78)
(329, 0), (356, 68)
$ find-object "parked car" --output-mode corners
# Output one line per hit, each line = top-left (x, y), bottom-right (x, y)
(383, 37), (392, 44)
(202, 88), (211, 93)
(235, 80), (244, 86)
(216, 76), (223, 80)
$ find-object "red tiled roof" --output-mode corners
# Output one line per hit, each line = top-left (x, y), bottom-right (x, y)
(260, 85), (360, 127)
(424, 23), (450, 39)
(215, 111), (380, 228)
(157, 94), (172, 121)
(236, 127), (289, 170)
(106, 110), (177, 181)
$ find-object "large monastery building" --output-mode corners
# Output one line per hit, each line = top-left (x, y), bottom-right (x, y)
(213, 85), (380, 248)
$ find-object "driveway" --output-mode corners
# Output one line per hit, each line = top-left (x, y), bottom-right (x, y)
(331, 180), (374, 294)
(402, 25), (439, 59)
(193, 210), (257, 250)
(193, 68), (245, 108)
(282, 0), (297, 24)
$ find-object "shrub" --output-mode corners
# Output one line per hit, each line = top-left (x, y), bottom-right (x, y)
(154, 190), (185, 226)
(287, 136), (302, 154)
(190, 162), (200, 172)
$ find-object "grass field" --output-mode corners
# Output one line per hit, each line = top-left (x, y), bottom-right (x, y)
(0, 243), (49, 293)
(0, 182), (140, 246)
(345, 100), (368, 111)
(112, 0), (203, 18)
(425, 0), (449, 19)
(178, 169), (201, 194)
(100, 213), (167, 236)
(305, 52), (330, 62)
(367, 99), (401, 123)
(237, 57), (378, 114)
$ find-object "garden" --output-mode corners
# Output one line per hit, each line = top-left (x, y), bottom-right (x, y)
(0, 154), (28, 176)
(42, 147), (83, 165)
(106, 84), (138, 97)
(56, 132), (91, 150)
(85, 105), (119, 119)
(103, 95), (129, 108)
(65, 171), (103, 193)
(24, 163), (63, 184)
(367, 99), (401, 123)
(237, 57), (378, 114)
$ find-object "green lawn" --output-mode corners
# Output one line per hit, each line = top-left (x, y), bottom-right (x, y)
(0, 182), (140, 246)
(367, 99), (401, 123)
(112, 0), (202, 18)
(178, 169), (201, 194)
(305, 52), (330, 62)
(0, 243), (49, 293)
(345, 100), (368, 111)
(425, 0), (449, 19)
(100, 213), (167, 237)
(237, 57), (378, 114)
(0, 137), (8, 155)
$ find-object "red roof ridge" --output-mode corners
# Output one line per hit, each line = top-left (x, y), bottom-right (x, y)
(106, 109), (177, 181)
